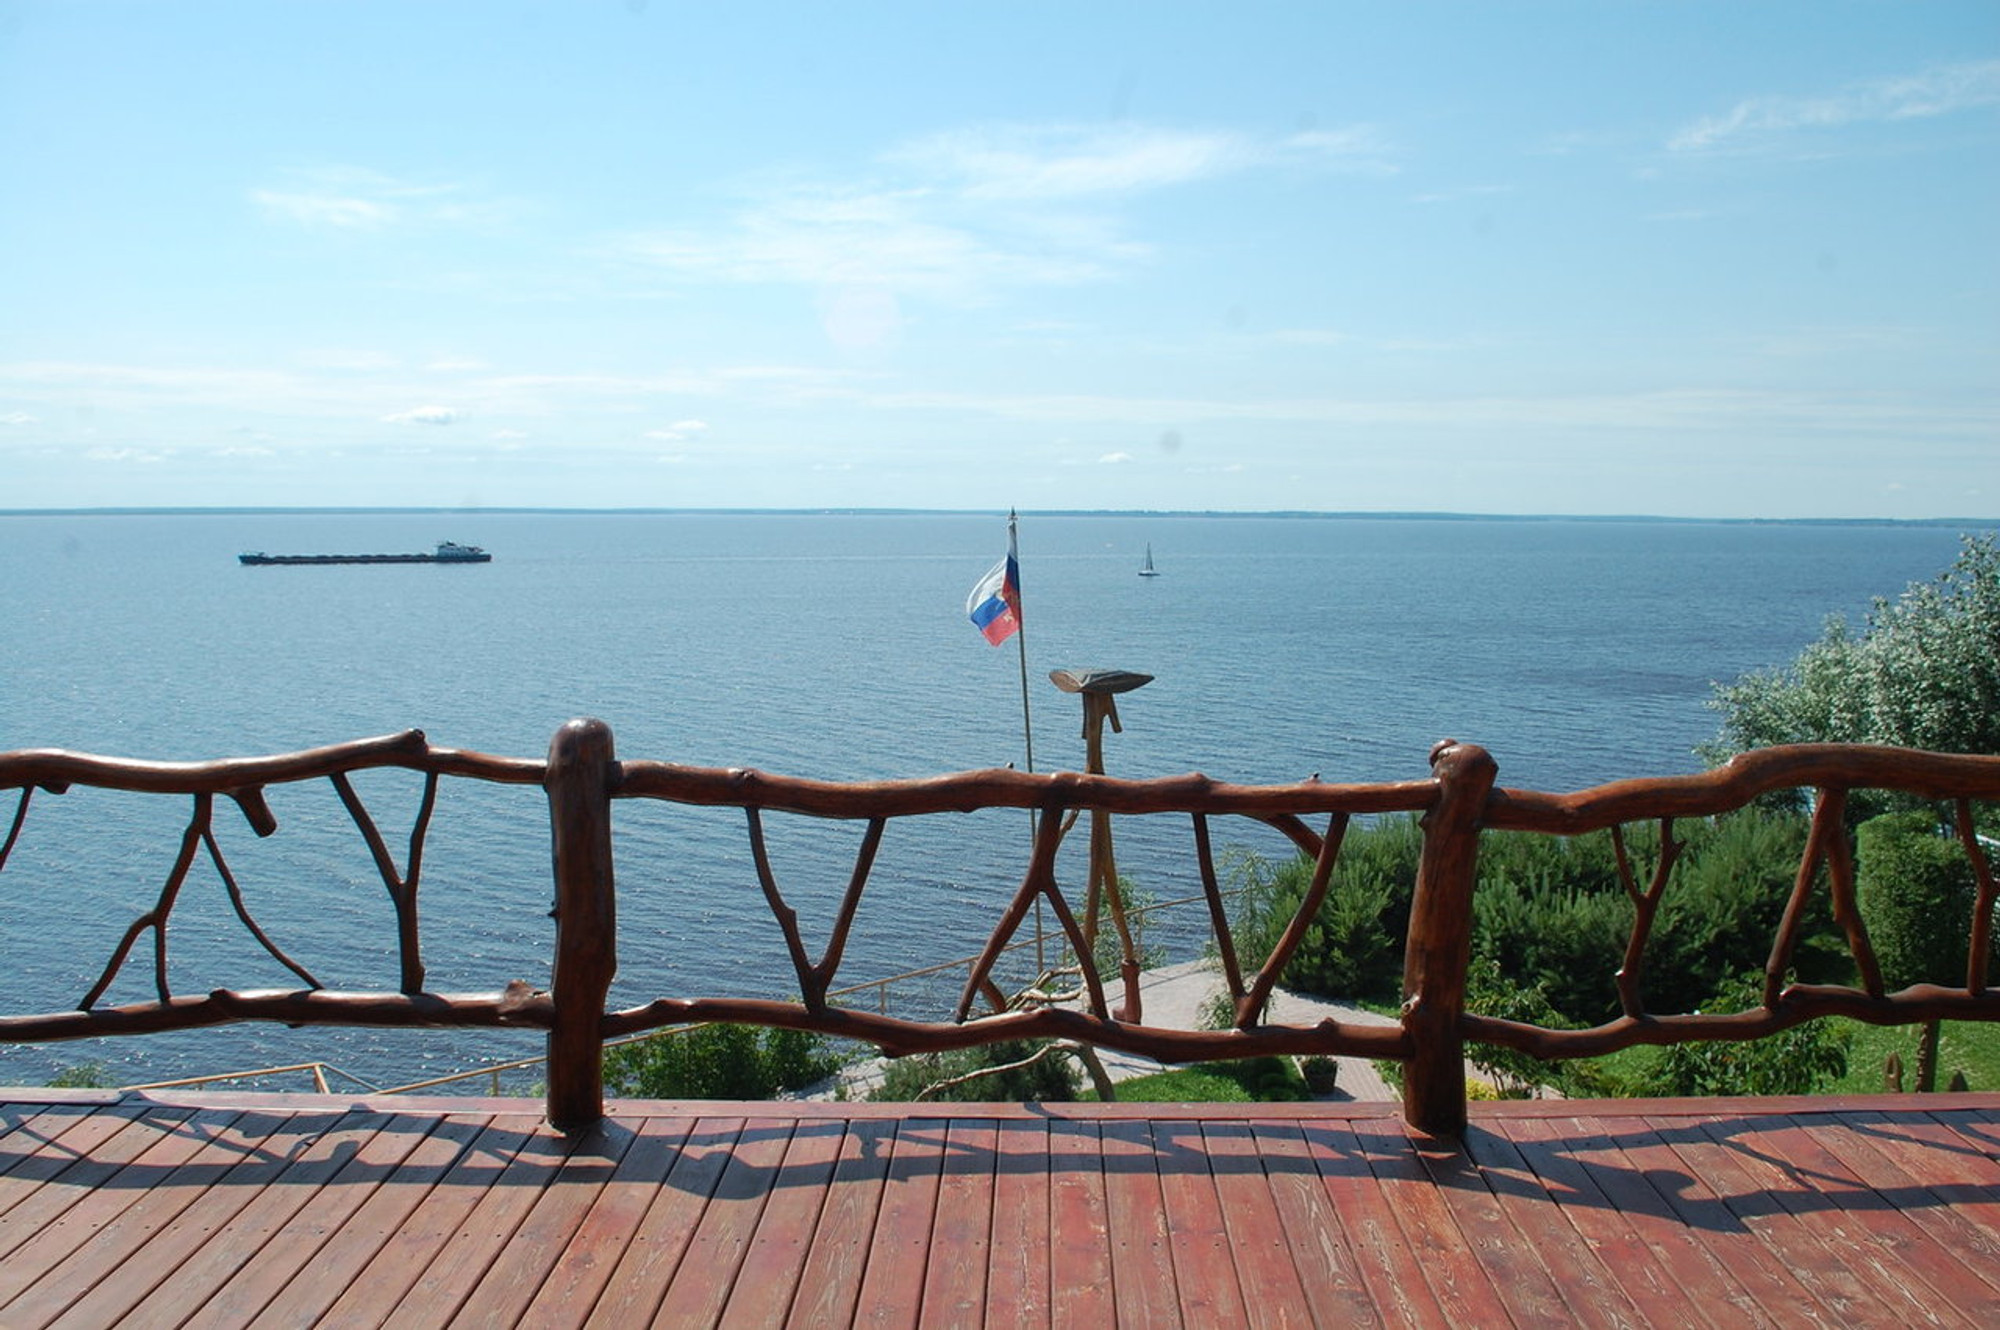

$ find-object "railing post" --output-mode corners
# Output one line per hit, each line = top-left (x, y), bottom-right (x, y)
(545, 717), (618, 1134)
(1400, 740), (1496, 1138)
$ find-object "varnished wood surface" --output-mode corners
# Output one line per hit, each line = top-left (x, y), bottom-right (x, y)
(1, 1088), (1995, 1328)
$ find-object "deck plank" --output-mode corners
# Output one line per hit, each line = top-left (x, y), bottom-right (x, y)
(1199, 1120), (1313, 1330)
(1245, 1120), (1384, 1328)
(52, 1106), (381, 1329)
(1553, 1113), (1808, 1330)
(516, 1114), (696, 1327)
(0, 1105), (176, 1259)
(0, 1091), (1991, 1328)
(233, 1113), (485, 1329)
(788, 1116), (896, 1327)
(1348, 1114), (1517, 1327)
(1488, 1116), (1707, 1329)
(717, 1118), (846, 1328)
(446, 1117), (642, 1327)
(1771, 1114), (2000, 1322)
(650, 1115), (799, 1327)
(1294, 1118), (1449, 1329)
(984, 1116), (1052, 1330)
(586, 1114), (747, 1326)
(1045, 1117), (1114, 1328)
(1456, 1122), (1646, 1328)
(1646, 1111), (1919, 1325)
(919, 1119), (999, 1326)
(1099, 1116), (1183, 1328)
(851, 1116), (947, 1327)
(0, 1106), (234, 1316)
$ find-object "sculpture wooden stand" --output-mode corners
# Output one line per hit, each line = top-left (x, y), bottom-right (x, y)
(1050, 668), (1153, 1023)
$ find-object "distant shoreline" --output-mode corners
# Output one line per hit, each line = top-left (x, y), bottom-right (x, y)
(3, 506), (1993, 528)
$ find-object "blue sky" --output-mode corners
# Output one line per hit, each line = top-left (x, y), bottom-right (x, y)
(1, 1), (1994, 517)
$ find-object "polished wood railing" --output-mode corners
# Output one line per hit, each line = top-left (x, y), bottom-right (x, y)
(4, 720), (1997, 1135)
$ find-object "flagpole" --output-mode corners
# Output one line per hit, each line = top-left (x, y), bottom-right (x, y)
(1007, 509), (1044, 976)
(1009, 510), (1036, 779)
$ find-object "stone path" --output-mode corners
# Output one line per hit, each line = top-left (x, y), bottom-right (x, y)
(823, 958), (1401, 1103)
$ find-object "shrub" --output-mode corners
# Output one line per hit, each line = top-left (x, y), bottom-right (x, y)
(1224, 816), (1418, 1004)
(869, 1039), (1080, 1103)
(603, 1023), (839, 1100)
(1645, 972), (1850, 1097)
(1856, 810), (1977, 990)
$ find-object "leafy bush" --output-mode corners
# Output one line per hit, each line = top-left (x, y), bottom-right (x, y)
(1645, 973), (1850, 1097)
(1706, 535), (2000, 763)
(869, 1039), (1080, 1103)
(603, 1023), (839, 1100)
(1856, 810), (1977, 989)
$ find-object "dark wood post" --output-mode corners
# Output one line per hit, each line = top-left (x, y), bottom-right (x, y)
(545, 717), (618, 1134)
(1400, 740), (1496, 1138)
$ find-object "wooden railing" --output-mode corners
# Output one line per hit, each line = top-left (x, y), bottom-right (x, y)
(4, 719), (1997, 1136)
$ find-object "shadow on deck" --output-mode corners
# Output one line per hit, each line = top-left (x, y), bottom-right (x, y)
(2, 1088), (1996, 1326)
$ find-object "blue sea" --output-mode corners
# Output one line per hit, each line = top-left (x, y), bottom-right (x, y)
(0, 510), (1984, 1090)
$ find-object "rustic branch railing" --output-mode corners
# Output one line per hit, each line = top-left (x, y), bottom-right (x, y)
(3, 721), (1997, 1136)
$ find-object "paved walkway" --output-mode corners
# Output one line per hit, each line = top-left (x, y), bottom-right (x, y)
(827, 959), (1400, 1103)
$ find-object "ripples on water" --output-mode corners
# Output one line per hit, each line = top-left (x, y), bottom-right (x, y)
(0, 511), (1981, 1087)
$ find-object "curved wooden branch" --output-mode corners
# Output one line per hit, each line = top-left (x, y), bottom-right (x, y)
(1465, 984), (2000, 1060)
(615, 761), (1437, 821)
(1954, 799), (1995, 995)
(330, 770), (429, 994)
(202, 823), (321, 990)
(746, 807), (821, 1010)
(1193, 814), (1245, 1004)
(1, 786), (32, 871)
(1239, 813), (1349, 1027)
(80, 794), (211, 1008)
(1612, 819), (1682, 1019)
(603, 994), (1411, 1063)
(1486, 744), (2000, 834)
(2, 984), (553, 1042)
(809, 817), (885, 1006)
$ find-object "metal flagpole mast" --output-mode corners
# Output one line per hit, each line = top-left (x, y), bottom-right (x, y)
(1006, 509), (1045, 975)
(1009, 510), (1036, 780)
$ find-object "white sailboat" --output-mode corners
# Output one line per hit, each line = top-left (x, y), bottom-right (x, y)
(1138, 543), (1161, 577)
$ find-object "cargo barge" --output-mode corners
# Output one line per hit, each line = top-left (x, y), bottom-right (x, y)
(238, 541), (491, 566)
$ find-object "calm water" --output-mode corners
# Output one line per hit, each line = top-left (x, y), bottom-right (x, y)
(0, 511), (1982, 1088)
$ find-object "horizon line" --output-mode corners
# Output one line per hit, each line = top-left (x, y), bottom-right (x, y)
(1, 505), (1995, 528)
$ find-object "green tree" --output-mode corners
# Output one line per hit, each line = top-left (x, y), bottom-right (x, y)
(1705, 535), (2000, 761)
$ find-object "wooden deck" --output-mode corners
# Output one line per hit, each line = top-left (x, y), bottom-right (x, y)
(1, 1088), (1996, 1327)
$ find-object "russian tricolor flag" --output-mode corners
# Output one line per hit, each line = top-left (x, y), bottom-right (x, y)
(966, 534), (1022, 646)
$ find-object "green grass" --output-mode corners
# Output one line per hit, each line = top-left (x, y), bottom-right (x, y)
(1085, 1056), (1310, 1104)
(1829, 1019), (2000, 1094)
(1093, 1068), (1257, 1103)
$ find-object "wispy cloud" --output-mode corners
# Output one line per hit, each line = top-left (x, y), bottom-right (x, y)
(1670, 60), (2000, 152)
(252, 167), (511, 231)
(382, 405), (459, 425)
(616, 120), (1392, 301)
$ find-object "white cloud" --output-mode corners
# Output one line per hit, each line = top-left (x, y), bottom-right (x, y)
(1670, 60), (2000, 152)
(616, 119), (1387, 302)
(892, 125), (1246, 200)
(646, 420), (709, 442)
(383, 405), (458, 425)
(85, 447), (170, 463)
(1099, 451), (1135, 464)
(252, 168), (510, 232)
(0, 412), (37, 426)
